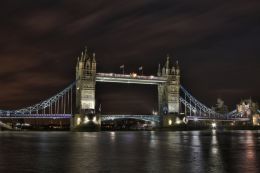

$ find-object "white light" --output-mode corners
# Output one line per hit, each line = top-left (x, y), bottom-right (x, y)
(93, 116), (96, 122)
(176, 117), (181, 124)
(152, 111), (158, 115)
(212, 122), (217, 128)
(23, 123), (31, 127)
(77, 87), (80, 90)
(77, 117), (81, 125)
(132, 73), (137, 78)
(168, 119), (172, 125)
(151, 121), (156, 126)
(84, 117), (89, 123)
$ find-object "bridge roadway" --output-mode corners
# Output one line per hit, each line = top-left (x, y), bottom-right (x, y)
(0, 114), (250, 122)
(0, 114), (71, 119)
(103, 115), (250, 122)
(96, 73), (167, 85)
(186, 116), (250, 122)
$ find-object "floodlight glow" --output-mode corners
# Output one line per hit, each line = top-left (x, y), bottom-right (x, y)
(84, 117), (89, 123)
(77, 117), (81, 125)
(176, 117), (181, 124)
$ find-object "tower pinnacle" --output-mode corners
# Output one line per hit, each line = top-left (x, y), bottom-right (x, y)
(157, 64), (161, 76)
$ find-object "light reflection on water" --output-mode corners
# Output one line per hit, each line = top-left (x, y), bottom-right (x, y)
(0, 130), (259, 173)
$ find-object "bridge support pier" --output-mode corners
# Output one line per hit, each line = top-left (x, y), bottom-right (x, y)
(71, 113), (101, 131)
(161, 115), (177, 127)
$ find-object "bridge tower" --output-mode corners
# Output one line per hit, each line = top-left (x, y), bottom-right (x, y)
(72, 47), (100, 129)
(157, 55), (180, 127)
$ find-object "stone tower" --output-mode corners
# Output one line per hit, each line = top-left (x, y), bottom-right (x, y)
(157, 55), (180, 127)
(72, 47), (100, 129)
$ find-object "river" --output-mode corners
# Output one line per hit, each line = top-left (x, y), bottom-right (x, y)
(0, 130), (259, 173)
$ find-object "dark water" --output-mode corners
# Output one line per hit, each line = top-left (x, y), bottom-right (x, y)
(0, 130), (260, 173)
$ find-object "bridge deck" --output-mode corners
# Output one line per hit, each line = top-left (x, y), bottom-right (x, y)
(186, 116), (250, 121)
(96, 73), (167, 85)
(0, 114), (250, 122)
(0, 114), (72, 119)
(101, 114), (160, 122)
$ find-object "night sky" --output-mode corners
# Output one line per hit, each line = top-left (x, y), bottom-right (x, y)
(0, 0), (259, 114)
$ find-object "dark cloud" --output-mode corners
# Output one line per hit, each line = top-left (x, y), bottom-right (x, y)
(0, 0), (259, 112)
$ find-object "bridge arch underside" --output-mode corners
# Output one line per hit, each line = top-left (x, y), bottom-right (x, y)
(96, 82), (158, 115)
(101, 115), (160, 123)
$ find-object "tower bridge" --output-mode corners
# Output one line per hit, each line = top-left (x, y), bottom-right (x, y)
(0, 47), (258, 130)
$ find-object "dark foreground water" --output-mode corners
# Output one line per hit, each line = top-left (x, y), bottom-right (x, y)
(0, 131), (260, 173)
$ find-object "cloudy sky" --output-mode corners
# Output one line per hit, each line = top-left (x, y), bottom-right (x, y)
(0, 0), (259, 114)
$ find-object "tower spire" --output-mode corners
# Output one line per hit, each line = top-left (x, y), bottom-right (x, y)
(77, 56), (79, 64)
(84, 46), (87, 54)
(171, 65), (175, 74)
(80, 52), (84, 61)
(165, 54), (170, 75)
(157, 64), (161, 76)
(176, 60), (180, 75)
(92, 53), (96, 63)
(83, 46), (88, 60)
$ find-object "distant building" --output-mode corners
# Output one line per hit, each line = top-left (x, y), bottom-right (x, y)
(212, 98), (229, 114)
(237, 99), (259, 125)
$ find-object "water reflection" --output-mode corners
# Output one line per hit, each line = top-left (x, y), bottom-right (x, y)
(0, 131), (259, 173)
(243, 131), (257, 173)
(190, 131), (204, 173)
(211, 130), (218, 155)
(109, 131), (116, 142)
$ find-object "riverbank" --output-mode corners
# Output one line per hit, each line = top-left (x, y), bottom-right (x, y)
(2, 124), (260, 132)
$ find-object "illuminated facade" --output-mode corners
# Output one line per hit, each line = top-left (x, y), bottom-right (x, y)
(157, 55), (180, 115)
(76, 50), (96, 111)
(74, 48), (99, 128)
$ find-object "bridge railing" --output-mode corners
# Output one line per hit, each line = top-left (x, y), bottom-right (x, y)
(0, 114), (72, 119)
(101, 114), (160, 122)
(180, 86), (222, 117)
(96, 73), (167, 81)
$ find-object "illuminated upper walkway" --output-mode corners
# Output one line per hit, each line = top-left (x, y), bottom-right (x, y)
(96, 73), (167, 85)
(101, 114), (160, 122)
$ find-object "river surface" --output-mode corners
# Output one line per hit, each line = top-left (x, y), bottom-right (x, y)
(0, 130), (260, 173)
